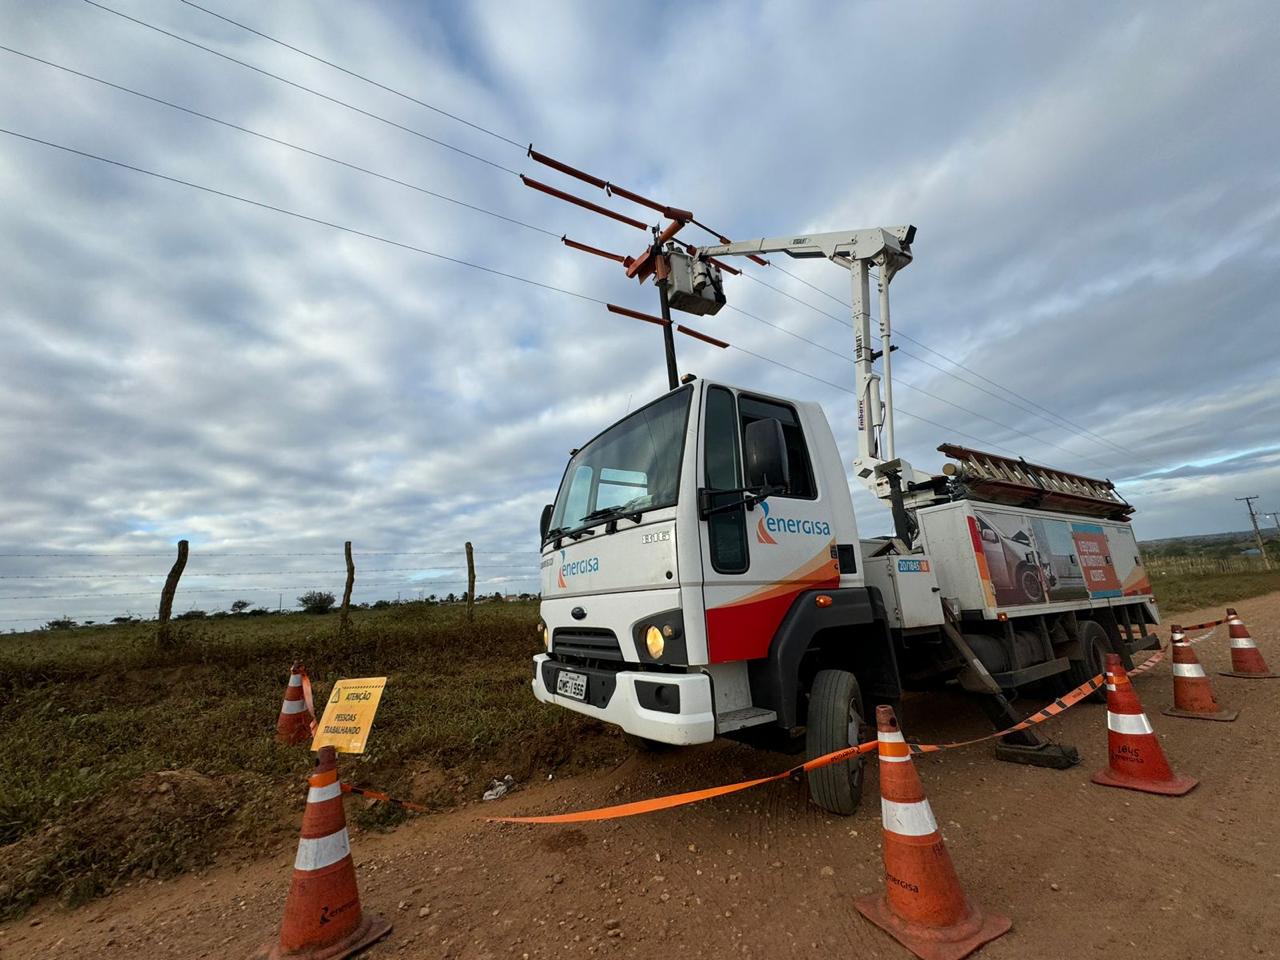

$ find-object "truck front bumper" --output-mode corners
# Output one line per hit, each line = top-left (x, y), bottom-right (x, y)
(532, 654), (715, 745)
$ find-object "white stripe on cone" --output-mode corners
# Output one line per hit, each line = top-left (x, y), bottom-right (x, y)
(1172, 662), (1206, 678)
(1230, 637), (1257, 649)
(288, 674), (303, 687)
(1107, 711), (1154, 735)
(881, 797), (939, 837)
(294, 828), (351, 871)
(280, 699), (308, 715)
(307, 781), (342, 803)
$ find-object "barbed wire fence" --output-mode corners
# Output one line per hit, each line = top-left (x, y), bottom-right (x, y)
(0, 539), (543, 633)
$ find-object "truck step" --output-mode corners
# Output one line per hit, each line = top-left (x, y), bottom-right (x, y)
(716, 707), (777, 733)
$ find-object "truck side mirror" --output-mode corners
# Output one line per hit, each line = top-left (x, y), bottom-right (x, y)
(981, 528), (999, 544)
(744, 418), (790, 493)
(539, 503), (553, 541)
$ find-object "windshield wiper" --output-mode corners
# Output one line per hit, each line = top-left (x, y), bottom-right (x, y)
(579, 499), (647, 529)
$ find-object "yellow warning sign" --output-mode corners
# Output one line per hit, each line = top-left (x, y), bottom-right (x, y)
(312, 677), (387, 754)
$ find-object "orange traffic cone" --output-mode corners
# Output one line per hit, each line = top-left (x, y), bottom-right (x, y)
(1163, 626), (1237, 722)
(1091, 654), (1197, 796)
(854, 705), (1011, 960)
(1221, 609), (1277, 679)
(256, 746), (391, 959)
(277, 663), (315, 745)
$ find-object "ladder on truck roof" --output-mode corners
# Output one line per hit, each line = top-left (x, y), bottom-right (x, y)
(938, 443), (1134, 521)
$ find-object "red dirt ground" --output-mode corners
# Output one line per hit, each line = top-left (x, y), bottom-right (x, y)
(4, 595), (1280, 959)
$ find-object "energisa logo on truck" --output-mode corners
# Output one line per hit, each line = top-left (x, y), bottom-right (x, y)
(756, 500), (833, 545)
(556, 549), (600, 588)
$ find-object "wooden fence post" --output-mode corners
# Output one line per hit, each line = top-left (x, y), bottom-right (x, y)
(340, 540), (355, 632)
(156, 539), (189, 648)
(465, 541), (476, 622)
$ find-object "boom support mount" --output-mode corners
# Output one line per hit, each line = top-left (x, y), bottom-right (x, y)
(697, 225), (934, 514)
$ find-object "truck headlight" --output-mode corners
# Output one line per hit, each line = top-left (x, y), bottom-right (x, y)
(539, 622), (550, 651)
(645, 625), (664, 659)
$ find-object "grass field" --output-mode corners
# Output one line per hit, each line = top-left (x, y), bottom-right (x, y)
(0, 601), (614, 920)
(2, 566), (1277, 919)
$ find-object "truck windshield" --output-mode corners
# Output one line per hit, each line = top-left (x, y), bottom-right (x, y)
(549, 387), (691, 537)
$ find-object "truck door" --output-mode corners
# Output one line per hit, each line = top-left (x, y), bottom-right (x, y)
(698, 387), (840, 664)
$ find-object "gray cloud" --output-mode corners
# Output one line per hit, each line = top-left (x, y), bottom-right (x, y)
(1, 0), (1277, 628)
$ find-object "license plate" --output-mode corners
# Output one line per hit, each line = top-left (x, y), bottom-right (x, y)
(555, 670), (587, 702)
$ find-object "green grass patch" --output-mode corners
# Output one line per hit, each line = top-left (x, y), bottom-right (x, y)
(0, 602), (615, 918)
(1150, 569), (1280, 615)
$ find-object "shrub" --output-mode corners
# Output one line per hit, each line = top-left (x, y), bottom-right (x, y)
(230, 600), (251, 614)
(43, 618), (76, 631)
(297, 591), (336, 615)
(174, 610), (207, 620)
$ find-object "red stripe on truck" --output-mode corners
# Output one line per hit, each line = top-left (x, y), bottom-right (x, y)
(705, 549), (840, 663)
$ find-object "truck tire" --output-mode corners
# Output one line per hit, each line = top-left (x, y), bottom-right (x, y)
(1065, 620), (1109, 703)
(1017, 563), (1045, 603)
(805, 669), (866, 816)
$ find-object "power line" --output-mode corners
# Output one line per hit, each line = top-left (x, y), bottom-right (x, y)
(0, 550), (536, 558)
(26, 42), (1128, 473)
(738, 264), (1122, 469)
(744, 260), (1148, 464)
(0, 577), (541, 602)
(80, 0), (521, 176)
(0, 566), (535, 580)
(0, 126), (1077, 469)
(0, 46), (557, 238)
(726, 304), (1117, 470)
(175, 0), (525, 149)
(0, 128), (605, 306)
(152, 0), (1147, 468)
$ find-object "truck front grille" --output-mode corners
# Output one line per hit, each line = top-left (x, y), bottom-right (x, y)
(552, 627), (624, 663)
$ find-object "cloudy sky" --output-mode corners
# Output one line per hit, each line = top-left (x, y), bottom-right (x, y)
(1, 0), (1278, 628)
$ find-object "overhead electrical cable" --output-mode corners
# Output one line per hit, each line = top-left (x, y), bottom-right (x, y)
(0, 126), (1027, 463)
(80, 0), (521, 175)
(175, 0), (525, 148)
(96, 3), (1143, 467)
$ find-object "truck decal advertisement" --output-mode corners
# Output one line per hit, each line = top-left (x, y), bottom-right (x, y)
(755, 501), (832, 545)
(1068, 523), (1122, 598)
(970, 509), (1141, 607)
(556, 549), (600, 589)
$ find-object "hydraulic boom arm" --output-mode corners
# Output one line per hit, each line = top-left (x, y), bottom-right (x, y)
(696, 224), (933, 529)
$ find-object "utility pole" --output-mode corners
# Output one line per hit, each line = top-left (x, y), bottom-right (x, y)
(1265, 511), (1280, 538)
(653, 235), (680, 391)
(1236, 496), (1272, 570)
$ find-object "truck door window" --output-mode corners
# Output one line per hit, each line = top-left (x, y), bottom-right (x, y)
(704, 386), (748, 574)
(738, 395), (817, 499)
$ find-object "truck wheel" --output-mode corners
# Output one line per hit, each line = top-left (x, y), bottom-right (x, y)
(805, 669), (866, 816)
(1017, 563), (1045, 603)
(1065, 621), (1109, 703)
(623, 733), (675, 753)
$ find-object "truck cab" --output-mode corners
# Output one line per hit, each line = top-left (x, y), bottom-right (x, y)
(533, 378), (898, 813)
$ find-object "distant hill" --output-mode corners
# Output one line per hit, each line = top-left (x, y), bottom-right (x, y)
(1140, 528), (1279, 558)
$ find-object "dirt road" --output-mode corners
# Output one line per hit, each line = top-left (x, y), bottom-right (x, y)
(6, 595), (1280, 959)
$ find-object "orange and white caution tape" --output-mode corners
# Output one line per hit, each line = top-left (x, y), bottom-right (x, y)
(341, 782), (430, 813)
(299, 668), (318, 736)
(489, 674), (1105, 825)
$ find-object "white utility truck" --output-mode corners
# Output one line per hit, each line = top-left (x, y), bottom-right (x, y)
(531, 225), (1158, 815)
